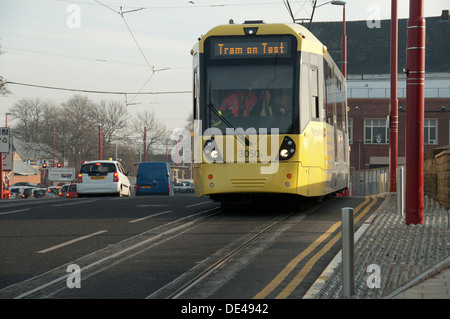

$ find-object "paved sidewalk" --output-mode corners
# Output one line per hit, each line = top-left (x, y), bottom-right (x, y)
(305, 193), (450, 299)
(390, 260), (450, 299)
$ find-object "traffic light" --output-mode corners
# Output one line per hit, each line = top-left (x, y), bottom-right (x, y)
(57, 163), (62, 168)
(42, 163), (47, 168)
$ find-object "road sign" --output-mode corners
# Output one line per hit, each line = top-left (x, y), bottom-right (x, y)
(0, 127), (10, 153)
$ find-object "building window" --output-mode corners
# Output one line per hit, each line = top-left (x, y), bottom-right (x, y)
(364, 119), (389, 144)
(425, 119), (437, 144)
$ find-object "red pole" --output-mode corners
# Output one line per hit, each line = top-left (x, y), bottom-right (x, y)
(0, 153), (3, 199)
(405, 0), (425, 225)
(341, 4), (347, 78)
(53, 123), (56, 167)
(144, 126), (147, 162)
(389, 0), (398, 192)
(99, 124), (103, 160)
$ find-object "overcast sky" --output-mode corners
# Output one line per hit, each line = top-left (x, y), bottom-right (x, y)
(1, 0), (448, 131)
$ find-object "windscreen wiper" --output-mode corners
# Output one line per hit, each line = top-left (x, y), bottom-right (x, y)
(206, 103), (250, 146)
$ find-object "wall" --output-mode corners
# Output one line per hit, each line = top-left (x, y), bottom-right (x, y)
(348, 97), (450, 170)
(424, 146), (450, 209)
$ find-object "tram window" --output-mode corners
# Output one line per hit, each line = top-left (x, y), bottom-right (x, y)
(336, 78), (343, 130)
(325, 64), (334, 125)
(204, 64), (295, 134)
(310, 68), (319, 119)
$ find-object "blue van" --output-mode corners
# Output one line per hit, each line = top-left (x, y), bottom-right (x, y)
(135, 162), (172, 195)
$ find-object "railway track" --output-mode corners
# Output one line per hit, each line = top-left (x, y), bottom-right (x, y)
(150, 197), (333, 299)
(0, 206), (223, 299)
(0, 196), (333, 299)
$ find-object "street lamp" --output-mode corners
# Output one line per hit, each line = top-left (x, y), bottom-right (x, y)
(331, 1), (347, 78)
(312, 1), (346, 77)
(316, 0), (346, 8)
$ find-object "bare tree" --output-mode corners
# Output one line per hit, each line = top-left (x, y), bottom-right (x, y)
(129, 110), (171, 159)
(59, 95), (99, 166)
(0, 76), (10, 96)
(0, 43), (11, 96)
(9, 95), (172, 171)
(9, 98), (58, 160)
(94, 100), (129, 150)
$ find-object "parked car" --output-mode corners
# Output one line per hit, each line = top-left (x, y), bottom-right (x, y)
(9, 186), (25, 199)
(174, 180), (194, 193)
(180, 180), (195, 193)
(173, 182), (186, 193)
(11, 182), (38, 188)
(21, 187), (36, 199)
(59, 184), (70, 197)
(66, 183), (78, 198)
(47, 186), (60, 198)
(77, 160), (131, 197)
(33, 188), (49, 198)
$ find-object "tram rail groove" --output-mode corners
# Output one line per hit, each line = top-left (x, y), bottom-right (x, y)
(164, 212), (297, 299)
(154, 197), (335, 299)
(1, 196), (336, 299)
(0, 207), (223, 299)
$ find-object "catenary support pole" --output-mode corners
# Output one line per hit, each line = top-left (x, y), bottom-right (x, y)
(98, 124), (103, 160)
(144, 126), (147, 162)
(389, 0), (398, 192)
(405, 0), (425, 225)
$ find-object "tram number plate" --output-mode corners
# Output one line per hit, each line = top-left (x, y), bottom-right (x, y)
(238, 150), (262, 158)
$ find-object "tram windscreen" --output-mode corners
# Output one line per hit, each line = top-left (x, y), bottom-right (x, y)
(204, 64), (296, 134)
(203, 35), (297, 135)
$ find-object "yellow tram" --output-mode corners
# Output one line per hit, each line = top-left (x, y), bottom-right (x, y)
(191, 21), (349, 203)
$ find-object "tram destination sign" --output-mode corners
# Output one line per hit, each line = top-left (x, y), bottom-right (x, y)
(209, 37), (292, 59)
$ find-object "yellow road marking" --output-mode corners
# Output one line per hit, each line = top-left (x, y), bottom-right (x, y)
(254, 195), (377, 299)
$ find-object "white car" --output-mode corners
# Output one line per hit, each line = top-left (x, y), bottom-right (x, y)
(77, 160), (131, 197)
(9, 186), (25, 199)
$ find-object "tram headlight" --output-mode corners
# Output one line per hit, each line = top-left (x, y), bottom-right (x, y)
(203, 137), (222, 162)
(280, 149), (289, 158)
(278, 136), (296, 160)
(210, 149), (219, 159)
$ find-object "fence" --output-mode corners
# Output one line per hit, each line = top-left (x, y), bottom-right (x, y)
(349, 146), (450, 209)
(349, 167), (389, 196)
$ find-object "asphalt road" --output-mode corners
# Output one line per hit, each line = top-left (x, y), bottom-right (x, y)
(0, 193), (380, 300)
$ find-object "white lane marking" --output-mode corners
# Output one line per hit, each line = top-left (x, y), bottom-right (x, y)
(128, 211), (173, 224)
(51, 200), (97, 207)
(135, 204), (169, 207)
(185, 202), (211, 208)
(37, 230), (108, 254)
(0, 209), (30, 215)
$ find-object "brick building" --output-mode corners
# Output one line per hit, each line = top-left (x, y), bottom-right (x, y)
(311, 13), (450, 173)
(346, 72), (450, 170)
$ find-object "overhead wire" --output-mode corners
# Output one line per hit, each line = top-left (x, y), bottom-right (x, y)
(93, 0), (157, 105)
(4, 81), (191, 96)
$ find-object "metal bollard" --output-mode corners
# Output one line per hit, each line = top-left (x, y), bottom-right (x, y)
(397, 166), (405, 216)
(341, 207), (355, 298)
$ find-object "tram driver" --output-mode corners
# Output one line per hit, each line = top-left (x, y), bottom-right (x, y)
(249, 89), (286, 117)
